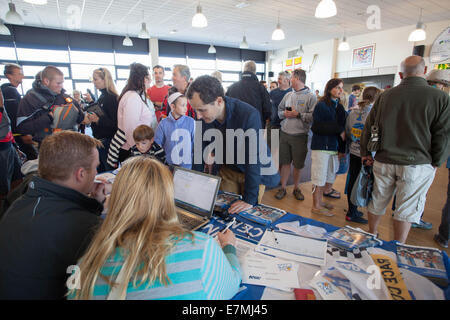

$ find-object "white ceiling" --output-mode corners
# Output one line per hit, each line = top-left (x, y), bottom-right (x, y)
(1, 0), (450, 51)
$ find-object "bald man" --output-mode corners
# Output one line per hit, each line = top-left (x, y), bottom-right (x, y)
(360, 55), (450, 243)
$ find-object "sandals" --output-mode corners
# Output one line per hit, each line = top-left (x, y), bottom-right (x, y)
(322, 203), (334, 210)
(324, 188), (341, 199)
(311, 207), (335, 217)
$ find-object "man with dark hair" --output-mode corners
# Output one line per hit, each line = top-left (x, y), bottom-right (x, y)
(147, 65), (169, 122)
(1, 64), (37, 160)
(348, 84), (361, 109)
(16, 66), (86, 145)
(0, 131), (109, 299)
(187, 75), (279, 214)
(226, 61), (272, 128)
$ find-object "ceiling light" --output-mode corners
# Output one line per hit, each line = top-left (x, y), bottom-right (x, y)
(0, 20), (11, 35)
(208, 44), (216, 54)
(297, 45), (304, 56)
(192, 4), (207, 28)
(5, 2), (24, 25)
(408, 9), (426, 42)
(123, 35), (133, 46)
(338, 36), (350, 51)
(138, 22), (150, 39)
(315, 0), (337, 19)
(24, 0), (47, 4)
(235, 1), (250, 9)
(170, 29), (177, 34)
(240, 35), (249, 49)
(272, 22), (285, 41)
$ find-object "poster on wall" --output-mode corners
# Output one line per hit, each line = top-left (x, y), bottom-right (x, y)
(351, 44), (376, 69)
(430, 27), (450, 63)
(285, 58), (294, 71)
(294, 57), (302, 69)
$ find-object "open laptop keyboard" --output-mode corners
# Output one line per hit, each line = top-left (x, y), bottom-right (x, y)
(178, 212), (203, 230)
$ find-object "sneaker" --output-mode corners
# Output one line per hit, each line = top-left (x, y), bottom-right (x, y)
(275, 188), (287, 200)
(293, 188), (305, 201)
(411, 219), (433, 230)
(433, 234), (449, 249)
(346, 215), (368, 224)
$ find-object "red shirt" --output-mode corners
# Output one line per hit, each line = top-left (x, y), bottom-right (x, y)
(147, 85), (169, 122)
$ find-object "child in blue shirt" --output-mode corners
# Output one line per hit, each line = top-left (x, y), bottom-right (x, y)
(155, 88), (195, 169)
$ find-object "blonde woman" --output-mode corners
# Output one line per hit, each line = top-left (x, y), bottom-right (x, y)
(84, 68), (119, 172)
(69, 157), (241, 300)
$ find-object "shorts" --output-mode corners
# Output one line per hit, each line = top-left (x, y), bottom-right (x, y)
(368, 162), (436, 224)
(0, 143), (23, 195)
(311, 150), (339, 187)
(279, 131), (308, 169)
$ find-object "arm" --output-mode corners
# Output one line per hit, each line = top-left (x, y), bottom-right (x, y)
(430, 95), (450, 167)
(201, 236), (241, 300)
(121, 93), (143, 147)
(16, 98), (53, 136)
(261, 85), (272, 122)
(154, 122), (165, 147)
(299, 94), (317, 124)
(97, 94), (118, 130)
(360, 96), (381, 157)
(277, 93), (288, 120)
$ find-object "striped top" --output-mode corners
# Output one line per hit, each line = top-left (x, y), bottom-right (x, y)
(130, 141), (167, 165)
(72, 232), (241, 300)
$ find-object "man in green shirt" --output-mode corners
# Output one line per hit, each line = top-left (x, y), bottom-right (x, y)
(361, 56), (450, 243)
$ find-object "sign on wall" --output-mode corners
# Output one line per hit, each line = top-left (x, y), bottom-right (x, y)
(351, 44), (376, 69)
(285, 58), (294, 71)
(430, 27), (450, 63)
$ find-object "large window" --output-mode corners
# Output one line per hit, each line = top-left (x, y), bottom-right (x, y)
(70, 50), (115, 65)
(16, 48), (70, 63)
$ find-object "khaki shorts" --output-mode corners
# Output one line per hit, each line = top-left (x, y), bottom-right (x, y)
(279, 131), (308, 169)
(218, 165), (265, 204)
(368, 162), (436, 223)
(311, 150), (339, 187)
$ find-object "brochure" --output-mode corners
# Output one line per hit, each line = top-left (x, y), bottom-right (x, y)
(214, 191), (242, 210)
(237, 204), (287, 226)
(325, 226), (382, 251)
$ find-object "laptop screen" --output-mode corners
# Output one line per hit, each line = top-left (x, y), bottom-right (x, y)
(173, 167), (221, 217)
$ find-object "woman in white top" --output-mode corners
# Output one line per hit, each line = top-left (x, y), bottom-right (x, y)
(107, 63), (156, 168)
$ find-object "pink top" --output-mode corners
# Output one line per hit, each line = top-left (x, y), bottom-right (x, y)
(117, 90), (156, 150)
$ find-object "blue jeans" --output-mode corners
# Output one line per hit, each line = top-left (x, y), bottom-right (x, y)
(438, 169), (450, 241)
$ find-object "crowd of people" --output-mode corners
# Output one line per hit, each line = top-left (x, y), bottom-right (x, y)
(0, 55), (448, 300)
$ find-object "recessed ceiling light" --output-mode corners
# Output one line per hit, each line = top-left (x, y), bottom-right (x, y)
(235, 1), (250, 9)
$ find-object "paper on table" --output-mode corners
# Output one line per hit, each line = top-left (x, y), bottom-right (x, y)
(255, 230), (327, 266)
(275, 222), (327, 238)
(241, 254), (300, 291)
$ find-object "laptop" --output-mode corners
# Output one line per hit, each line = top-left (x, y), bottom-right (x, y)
(173, 167), (221, 231)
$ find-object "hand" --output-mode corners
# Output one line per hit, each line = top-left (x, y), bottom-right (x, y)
(21, 134), (33, 145)
(204, 164), (213, 174)
(83, 93), (93, 103)
(87, 112), (100, 123)
(82, 114), (91, 125)
(217, 229), (237, 248)
(340, 131), (346, 141)
(228, 200), (252, 214)
(284, 109), (298, 119)
(90, 179), (113, 204)
(362, 155), (374, 166)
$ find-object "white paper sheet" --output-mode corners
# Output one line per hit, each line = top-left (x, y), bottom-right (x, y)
(275, 222), (327, 238)
(255, 230), (328, 266)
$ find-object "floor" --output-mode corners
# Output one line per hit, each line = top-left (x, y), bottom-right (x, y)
(260, 165), (449, 255)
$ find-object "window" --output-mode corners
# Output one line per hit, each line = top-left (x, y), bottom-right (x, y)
(158, 57), (187, 69)
(222, 73), (240, 82)
(218, 60), (242, 72)
(256, 63), (266, 74)
(190, 69), (214, 80)
(70, 50), (114, 65)
(117, 68), (130, 79)
(0, 46), (16, 60)
(16, 48), (70, 63)
(73, 82), (95, 95)
(22, 65), (70, 78)
(187, 58), (216, 70)
(71, 64), (115, 80)
(115, 53), (150, 66)
(115, 80), (127, 94)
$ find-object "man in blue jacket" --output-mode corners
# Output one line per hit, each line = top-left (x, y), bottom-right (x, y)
(187, 75), (279, 214)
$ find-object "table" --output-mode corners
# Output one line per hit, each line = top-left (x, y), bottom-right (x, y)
(199, 211), (450, 300)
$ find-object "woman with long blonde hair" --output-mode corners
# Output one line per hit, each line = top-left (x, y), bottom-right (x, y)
(84, 67), (119, 173)
(69, 157), (241, 300)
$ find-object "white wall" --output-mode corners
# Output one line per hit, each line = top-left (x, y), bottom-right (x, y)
(270, 20), (450, 89)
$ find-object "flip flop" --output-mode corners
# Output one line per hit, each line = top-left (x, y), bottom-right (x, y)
(311, 207), (335, 217)
(323, 188), (341, 199)
(322, 203), (334, 210)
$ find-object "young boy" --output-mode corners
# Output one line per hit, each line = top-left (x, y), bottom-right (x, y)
(131, 125), (167, 165)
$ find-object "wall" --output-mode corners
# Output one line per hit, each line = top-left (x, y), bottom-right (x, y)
(270, 19), (450, 89)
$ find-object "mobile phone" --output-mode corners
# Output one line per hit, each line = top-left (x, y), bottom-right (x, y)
(286, 107), (292, 111)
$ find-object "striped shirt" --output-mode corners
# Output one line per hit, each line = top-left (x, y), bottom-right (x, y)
(130, 142), (167, 165)
(74, 232), (241, 300)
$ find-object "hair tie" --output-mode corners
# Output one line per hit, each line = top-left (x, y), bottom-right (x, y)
(168, 92), (183, 105)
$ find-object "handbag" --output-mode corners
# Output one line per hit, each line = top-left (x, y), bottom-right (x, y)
(366, 105), (382, 152)
(350, 165), (374, 208)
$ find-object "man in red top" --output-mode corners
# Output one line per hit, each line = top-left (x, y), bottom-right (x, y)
(147, 65), (169, 122)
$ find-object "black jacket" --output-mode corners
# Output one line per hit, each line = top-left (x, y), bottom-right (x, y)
(16, 80), (83, 142)
(90, 88), (118, 140)
(0, 83), (21, 133)
(226, 72), (272, 126)
(0, 176), (103, 300)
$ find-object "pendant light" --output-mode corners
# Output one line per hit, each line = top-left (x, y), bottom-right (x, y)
(338, 36), (350, 51)
(24, 0), (47, 4)
(138, 11), (150, 39)
(408, 8), (426, 42)
(240, 35), (249, 49)
(315, 0), (337, 19)
(271, 13), (285, 41)
(208, 44), (216, 54)
(123, 35), (133, 46)
(192, 3), (207, 28)
(297, 44), (304, 56)
(0, 20), (11, 35)
(5, 2), (24, 25)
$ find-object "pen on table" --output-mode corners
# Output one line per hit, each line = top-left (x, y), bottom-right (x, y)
(220, 217), (236, 233)
(271, 229), (279, 244)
